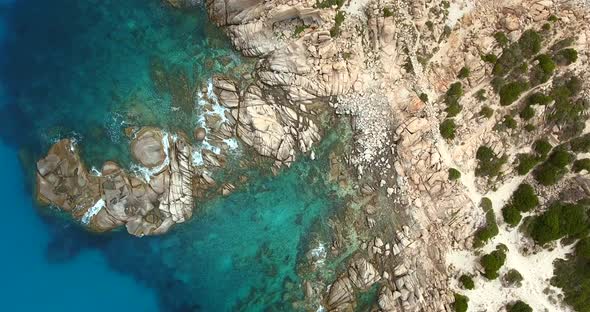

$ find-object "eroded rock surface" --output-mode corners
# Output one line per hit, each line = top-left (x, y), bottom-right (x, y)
(37, 128), (194, 236)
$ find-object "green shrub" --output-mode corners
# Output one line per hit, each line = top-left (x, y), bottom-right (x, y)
(502, 204), (522, 226)
(573, 159), (590, 173)
(446, 82), (464, 102)
(576, 237), (590, 260)
(534, 162), (567, 186)
(527, 92), (553, 105)
(425, 20), (434, 31)
(457, 67), (470, 79)
(317, 0), (345, 8)
(459, 275), (475, 290)
(493, 45), (524, 76)
(475, 89), (487, 102)
(476, 146), (507, 177)
(480, 106), (494, 118)
(508, 300), (533, 312)
(453, 294), (468, 312)
(518, 29), (542, 58)
(548, 14), (559, 22)
(571, 134), (590, 153)
(542, 23), (551, 31)
(511, 183), (539, 212)
(499, 81), (529, 106)
(553, 241), (590, 312)
(516, 153), (539, 175)
(519, 105), (535, 120)
(419, 93), (428, 103)
(446, 103), (463, 117)
(481, 197), (493, 211)
(491, 78), (505, 94)
(530, 54), (556, 85)
(503, 269), (524, 287)
(482, 53), (498, 63)
(440, 119), (457, 140)
(383, 7), (393, 17)
(449, 168), (461, 180)
(474, 198), (499, 248)
(524, 124), (536, 132)
(555, 48), (578, 65)
(534, 148), (573, 185)
(330, 11), (346, 37)
(501, 115), (517, 129)
(481, 245), (507, 279)
(494, 32), (509, 46)
(530, 202), (589, 244)
(533, 139), (552, 158)
(547, 148), (575, 168)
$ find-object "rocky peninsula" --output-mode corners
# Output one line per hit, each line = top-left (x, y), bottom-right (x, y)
(36, 0), (590, 311)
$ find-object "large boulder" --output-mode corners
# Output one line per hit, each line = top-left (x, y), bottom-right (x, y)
(131, 128), (166, 168)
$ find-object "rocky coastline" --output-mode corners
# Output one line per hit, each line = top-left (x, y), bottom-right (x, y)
(35, 0), (590, 311)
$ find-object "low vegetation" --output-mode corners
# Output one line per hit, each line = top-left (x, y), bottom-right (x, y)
(473, 198), (498, 248)
(440, 119), (457, 140)
(481, 244), (508, 280)
(453, 293), (468, 312)
(529, 201), (589, 244)
(507, 300), (533, 312)
(449, 168), (461, 180)
(475, 146), (507, 178)
(459, 274), (474, 290)
(502, 183), (539, 226)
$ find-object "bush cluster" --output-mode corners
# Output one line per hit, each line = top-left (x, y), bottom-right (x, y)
(481, 245), (507, 280)
(573, 159), (590, 173)
(548, 75), (587, 139)
(534, 147), (574, 186)
(383, 7), (394, 17)
(555, 48), (578, 65)
(445, 82), (464, 117)
(475, 146), (507, 177)
(571, 134), (590, 153)
(440, 119), (457, 140)
(518, 29), (542, 58)
(499, 80), (530, 106)
(457, 67), (470, 79)
(530, 54), (556, 85)
(553, 235), (590, 312)
(502, 183), (539, 226)
(449, 168), (461, 180)
(473, 198), (499, 248)
(503, 269), (524, 287)
(508, 300), (533, 312)
(317, 0), (345, 8)
(480, 106), (494, 118)
(330, 11), (346, 37)
(453, 294), (469, 312)
(529, 201), (589, 244)
(515, 139), (552, 175)
(459, 275), (475, 290)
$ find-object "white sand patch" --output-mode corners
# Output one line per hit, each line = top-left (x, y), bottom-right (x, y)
(447, 175), (574, 311)
(343, 0), (370, 17)
(446, 0), (475, 28)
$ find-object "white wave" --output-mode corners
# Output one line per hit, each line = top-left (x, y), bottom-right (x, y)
(310, 242), (327, 266)
(90, 166), (102, 176)
(223, 138), (239, 150)
(81, 198), (105, 225)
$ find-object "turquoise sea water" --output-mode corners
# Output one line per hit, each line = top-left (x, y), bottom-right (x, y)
(0, 1), (343, 311)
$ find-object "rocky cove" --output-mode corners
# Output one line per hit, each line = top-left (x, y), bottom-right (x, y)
(6, 0), (590, 311)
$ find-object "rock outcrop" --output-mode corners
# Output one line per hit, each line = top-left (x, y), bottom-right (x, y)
(36, 128), (194, 236)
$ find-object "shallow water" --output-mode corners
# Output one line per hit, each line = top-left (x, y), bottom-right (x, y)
(0, 1), (344, 311)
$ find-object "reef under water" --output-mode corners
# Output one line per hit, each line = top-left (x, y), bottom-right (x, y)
(0, 1), (346, 311)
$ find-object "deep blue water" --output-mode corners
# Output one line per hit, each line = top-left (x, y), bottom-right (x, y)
(0, 1), (342, 311)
